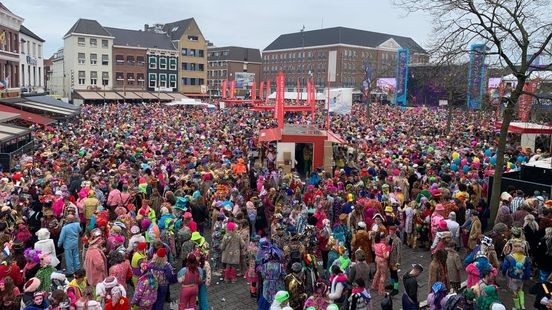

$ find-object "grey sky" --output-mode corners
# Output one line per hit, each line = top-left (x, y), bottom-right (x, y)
(5, 0), (433, 57)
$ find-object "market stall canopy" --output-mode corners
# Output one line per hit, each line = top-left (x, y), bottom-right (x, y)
(0, 111), (20, 123)
(75, 91), (104, 100)
(100, 92), (123, 100)
(496, 122), (552, 134)
(267, 91), (326, 100)
(154, 92), (174, 100)
(116, 91), (142, 100)
(134, 92), (158, 100)
(169, 93), (188, 100)
(0, 104), (55, 125)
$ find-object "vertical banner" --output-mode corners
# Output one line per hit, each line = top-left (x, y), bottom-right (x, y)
(259, 81), (265, 100)
(222, 80), (228, 99)
(265, 80), (271, 104)
(296, 79), (301, 104)
(276, 72), (285, 129)
(251, 80), (256, 102)
(230, 80), (236, 99)
(467, 43), (487, 109)
(395, 48), (409, 105)
(518, 80), (537, 122)
(362, 61), (373, 103)
(327, 51), (337, 83)
(308, 78), (316, 122)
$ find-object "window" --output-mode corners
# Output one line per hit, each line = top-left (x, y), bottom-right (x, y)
(159, 74), (167, 87)
(181, 63), (188, 70)
(169, 58), (177, 70)
(181, 48), (188, 56)
(116, 55), (124, 65)
(78, 37), (85, 46)
(101, 54), (109, 66)
(149, 56), (157, 69)
(90, 71), (98, 85)
(198, 64), (204, 71)
(190, 63), (196, 71)
(78, 53), (86, 64)
(127, 56), (135, 66)
(137, 73), (145, 86)
(90, 38), (97, 47)
(90, 53), (97, 65)
(169, 74), (177, 88)
(199, 78), (204, 85)
(137, 56), (145, 66)
(222, 51), (228, 56)
(102, 72), (109, 86)
(159, 57), (167, 70)
(127, 73), (135, 85)
(188, 35), (198, 41)
(149, 73), (157, 88)
(116, 72), (124, 81)
(198, 50), (204, 57)
(38, 45), (42, 58)
(20, 41), (25, 54)
(78, 71), (85, 85)
(102, 40), (108, 48)
(189, 49), (196, 57)
(214, 52), (219, 57)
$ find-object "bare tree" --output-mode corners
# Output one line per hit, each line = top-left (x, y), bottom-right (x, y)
(394, 0), (552, 223)
(361, 62), (395, 117)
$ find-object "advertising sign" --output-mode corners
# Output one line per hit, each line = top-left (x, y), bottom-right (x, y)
(467, 44), (487, 109)
(235, 72), (255, 88)
(395, 48), (409, 105)
(327, 88), (353, 115)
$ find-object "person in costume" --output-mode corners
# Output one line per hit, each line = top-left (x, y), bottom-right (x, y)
(270, 290), (290, 310)
(388, 225), (402, 296)
(371, 232), (389, 295)
(501, 238), (532, 310)
(284, 262), (307, 309)
(258, 246), (285, 310)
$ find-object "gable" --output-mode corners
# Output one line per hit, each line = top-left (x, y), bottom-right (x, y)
(378, 38), (401, 49)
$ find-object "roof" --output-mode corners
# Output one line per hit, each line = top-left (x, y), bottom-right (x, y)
(64, 18), (113, 38)
(264, 26), (426, 53)
(0, 2), (12, 13)
(0, 104), (55, 125)
(495, 121), (552, 134)
(0, 111), (20, 122)
(162, 18), (194, 40)
(24, 95), (79, 111)
(105, 27), (175, 50)
(208, 46), (262, 63)
(20, 25), (45, 42)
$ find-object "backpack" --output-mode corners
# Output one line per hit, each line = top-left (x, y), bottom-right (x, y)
(444, 294), (467, 310)
(135, 275), (158, 307)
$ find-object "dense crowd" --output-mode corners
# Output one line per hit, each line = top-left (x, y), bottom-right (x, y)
(0, 102), (550, 310)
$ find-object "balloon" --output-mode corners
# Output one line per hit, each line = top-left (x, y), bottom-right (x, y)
(473, 157), (480, 163)
(516, 155), (524, 163)
(452, 152), (460, 159)
(461, 159), (468, 166)
(454, 158), (461, 165)
(451, 164), (458, 171)
(509, 162), (516, 169)
(428, 146), (434, 153)
(463, 165), (470, 173)
(472, 162), (481, 169)
(490, 157), (497, 165)
(484, 149), (492, 157)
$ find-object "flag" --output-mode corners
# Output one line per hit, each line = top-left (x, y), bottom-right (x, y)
(276, 72), (285, 129)
(265, 80), (271, 104)
(230, 80), (236, 99)
(251, 80), (256, 102)
(222, 80), (228, 99)
(296, 79), (300, 104)
(259, 81), (265, 100)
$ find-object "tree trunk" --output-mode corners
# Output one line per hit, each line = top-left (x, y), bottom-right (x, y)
(488, 78), (526, 225)
(446, 91), (453, 134)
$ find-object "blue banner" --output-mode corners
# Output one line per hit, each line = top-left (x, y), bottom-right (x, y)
(395, 48), (409, 105)
(467, 44), (487, 109)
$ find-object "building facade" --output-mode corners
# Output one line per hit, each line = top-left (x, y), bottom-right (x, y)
(262, 27), (429, 90)
(19, 25), (45, 92)
(207, 46), (261, 97)
(63, 18), (114, 99)
(0, 2), (23, 97)
(158, 19), (208, 96)
(146, 48), (178, 92)
(48, 48), (65, 97)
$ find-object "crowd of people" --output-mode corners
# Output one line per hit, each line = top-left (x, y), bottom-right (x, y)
(0, 101), (550, 310)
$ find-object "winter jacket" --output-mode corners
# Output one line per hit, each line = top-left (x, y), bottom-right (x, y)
(58, 222), (82, 249)
(501, 254), (531, 280)
(221, 232), (245, 265)
(84, 246), (107, 286)
(34, 239), (60, 267)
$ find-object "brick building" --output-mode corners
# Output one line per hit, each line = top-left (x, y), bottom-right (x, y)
(0, 2), (23, 97)
(262, 27), (428, 90)
(105, 27), (177, 93)
(207, 46), (261, 97)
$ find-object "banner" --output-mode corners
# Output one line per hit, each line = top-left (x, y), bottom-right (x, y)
(230, 80), (236, 99)
(467, 44), (487, 109)
(265, 80), (271, 104)
(308, 78), (315, 121)
(276, 72), (285, 128)
(395, 48), (409, 105)
(259, 81), (265, 99)
(328, 51), (337, 82)
(251, 80), (256, 101)
(518, 80), (538, 122)
(222, 80), (228, 99)
(328, 88), (353, 115)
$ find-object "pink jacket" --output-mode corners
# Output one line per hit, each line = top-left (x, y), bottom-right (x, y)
(84, 246), (107, 286)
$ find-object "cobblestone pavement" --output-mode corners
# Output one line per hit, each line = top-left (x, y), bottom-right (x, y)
(166, 245), (536, 309)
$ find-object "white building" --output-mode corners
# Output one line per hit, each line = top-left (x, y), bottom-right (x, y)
(49, 48), (65, 97)
(19, 25), (44, 92)
(0, 2), (24, 98)
(63, 18), (114, 99)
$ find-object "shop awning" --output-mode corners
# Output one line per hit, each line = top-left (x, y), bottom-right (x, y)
(184, 93), (209, 97)
(12, 101), (76, 116)
(0, 104), (55, 125)
(76, 91), (104, 100)
(154, 92), (174, 100)
(496, 122), (552, 134)
(100, 92), (123, 100)
(116, 91), (142, 100)
(24, 95), (79, 111)
(0, 111), (20, 122)
(258, 128), (282, 142)
(134, 92), (158, 100)
(168, 93), (188, 100)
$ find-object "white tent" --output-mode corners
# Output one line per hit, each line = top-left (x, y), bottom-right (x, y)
(502, 71), (552, 82)
(267, 91), (326, 100)
(524, 157), (551, 169)
(165, 100), (215, 108)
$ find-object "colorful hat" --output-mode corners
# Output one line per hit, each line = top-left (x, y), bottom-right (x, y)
(372, 213), (384, 221)
(102, 276), (118, 289)
(137, 241), (148, 251)
(274, 291), (290, 303)
(156, 247), (167, 258)
(191, 232), (205, 246)
(23, 278), (41, 293)
(384, 206), (393, 213)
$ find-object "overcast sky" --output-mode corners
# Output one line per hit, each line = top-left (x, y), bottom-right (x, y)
(5, 0), (433, 57)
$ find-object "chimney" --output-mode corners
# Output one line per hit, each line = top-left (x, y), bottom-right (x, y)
(144, 24), (149, 31)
